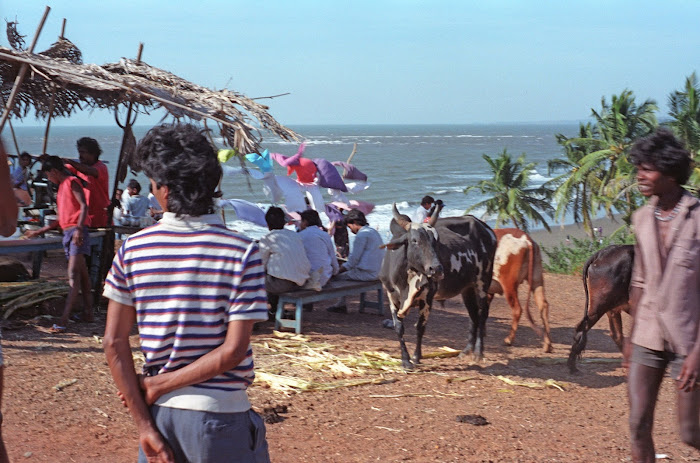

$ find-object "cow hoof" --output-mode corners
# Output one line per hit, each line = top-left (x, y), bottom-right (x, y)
(543, 343), (553, 353)
(402, 361), (415, 371)
(503, 337), (513, 346)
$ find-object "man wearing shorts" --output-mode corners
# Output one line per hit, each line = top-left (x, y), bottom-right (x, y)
(626, 129), (700, 462)
(25, 156), (92, 332)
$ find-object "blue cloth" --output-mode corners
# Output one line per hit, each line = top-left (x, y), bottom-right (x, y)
(62, 226), (91, 258)
(343, 226), (384, 279)
(11, 165), (28, 190)
(123, 195), (150, 218)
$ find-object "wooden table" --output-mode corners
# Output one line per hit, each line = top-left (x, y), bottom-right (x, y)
(0, 231), (106, 291)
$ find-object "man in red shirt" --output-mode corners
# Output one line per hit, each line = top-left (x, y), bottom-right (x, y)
(63, 137), (110, 228)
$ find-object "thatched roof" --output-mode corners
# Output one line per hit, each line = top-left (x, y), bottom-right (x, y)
(0, 23), (299, 157)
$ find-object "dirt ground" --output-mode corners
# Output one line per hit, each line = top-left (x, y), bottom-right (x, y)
(2, 250), (698, 463)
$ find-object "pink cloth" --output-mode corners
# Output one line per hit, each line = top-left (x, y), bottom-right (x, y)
(330, 200), (375, 215)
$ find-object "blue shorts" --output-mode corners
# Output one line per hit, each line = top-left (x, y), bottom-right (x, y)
(139, 406), (270, 463)
(631, 344), (686, 381)
(62, 226), (90, 259)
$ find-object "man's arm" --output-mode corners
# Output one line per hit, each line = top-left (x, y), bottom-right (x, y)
(103, 300), (174, 463)
(141, 319), (256, 404)
(63, 158), (99, 178)
(70, 180), (89, 243)
(345, 230), (367, 270)
(0, 141), (18, 237)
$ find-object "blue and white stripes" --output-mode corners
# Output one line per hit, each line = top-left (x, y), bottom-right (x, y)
(103, 213), (267, 410)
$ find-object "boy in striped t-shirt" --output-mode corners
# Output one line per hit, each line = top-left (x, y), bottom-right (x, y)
(103, 124), (270, 463)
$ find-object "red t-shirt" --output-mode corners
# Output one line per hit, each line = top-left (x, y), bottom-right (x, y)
(66, 160), (109, 227)
(57, 177), (90, 229)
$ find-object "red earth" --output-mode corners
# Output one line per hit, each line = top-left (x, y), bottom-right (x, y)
(2, 251), (697, 462)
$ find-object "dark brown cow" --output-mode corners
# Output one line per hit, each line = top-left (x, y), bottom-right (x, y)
(567, 244), (634, 373)
(487, 228), (551, 352)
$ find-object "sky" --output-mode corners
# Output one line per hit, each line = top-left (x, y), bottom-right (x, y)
(1, 1), (699, 127)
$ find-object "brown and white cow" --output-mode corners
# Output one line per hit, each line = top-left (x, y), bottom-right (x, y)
(487, 228), (551, 352)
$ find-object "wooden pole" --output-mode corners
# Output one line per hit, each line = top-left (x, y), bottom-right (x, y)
(346, 143), (358, 164)
(41, 91), (56, 154)
(0, 6), (51, 133)
(40, 17), (65, 155)
(0, 94), (21, 155)
(111, 43), (144, 204)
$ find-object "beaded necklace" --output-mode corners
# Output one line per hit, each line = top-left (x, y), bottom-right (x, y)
(654, 202), (682, 222)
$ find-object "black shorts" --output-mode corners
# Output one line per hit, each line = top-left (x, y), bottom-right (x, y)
(631, 344), (685, 380)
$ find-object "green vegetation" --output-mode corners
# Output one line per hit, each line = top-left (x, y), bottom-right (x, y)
(464, 150), (553, 233)
(465, 73), (700, 274)
(543, 229), (636, 275)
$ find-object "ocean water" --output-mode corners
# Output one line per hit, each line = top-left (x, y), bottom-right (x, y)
(7, 123), (579, 240)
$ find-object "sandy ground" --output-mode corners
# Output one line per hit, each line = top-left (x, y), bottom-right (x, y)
(3, 219), (696, 463)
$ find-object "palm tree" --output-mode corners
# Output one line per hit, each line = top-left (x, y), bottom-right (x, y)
(546, 123), (599, 238)
(668, 72), (700, 156)
(465, 149), (553, 233)
(567, 90), (658, 223)
(667, 72), (700, 191)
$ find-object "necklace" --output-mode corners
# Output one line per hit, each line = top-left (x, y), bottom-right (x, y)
(654, 202), (682, 222)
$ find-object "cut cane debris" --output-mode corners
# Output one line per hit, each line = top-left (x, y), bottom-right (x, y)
(54, 378), (78, 391)
(446, 376), (480, 383)
(496, 375), (567, 391)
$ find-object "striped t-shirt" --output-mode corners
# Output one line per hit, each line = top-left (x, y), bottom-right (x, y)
(103, 212), (267, 413)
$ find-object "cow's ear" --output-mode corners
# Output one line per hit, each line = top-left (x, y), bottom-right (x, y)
(381, 235), (407, 250)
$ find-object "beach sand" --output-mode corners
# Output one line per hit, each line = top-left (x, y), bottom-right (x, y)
(527, 215), (626, 251)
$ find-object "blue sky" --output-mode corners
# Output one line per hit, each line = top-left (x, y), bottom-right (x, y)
(2, 1), (698, 126)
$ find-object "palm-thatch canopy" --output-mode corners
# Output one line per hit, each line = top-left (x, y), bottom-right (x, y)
(0, 21), (299, 161)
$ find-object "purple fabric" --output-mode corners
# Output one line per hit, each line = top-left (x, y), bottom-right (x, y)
(270, 143), (305, 167)
(313, 158), (347, 192)
(331, 161), (368, 181)
(325, 203), (345, 223)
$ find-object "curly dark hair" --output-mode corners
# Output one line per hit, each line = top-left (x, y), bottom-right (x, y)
(629, 128), (693, 185)
(135, 124), (222, 216)
(76, 137), (102, 157)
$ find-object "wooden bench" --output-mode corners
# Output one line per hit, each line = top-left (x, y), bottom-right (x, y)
(0, 230), (106, 292)
(274, 279), (385, 334)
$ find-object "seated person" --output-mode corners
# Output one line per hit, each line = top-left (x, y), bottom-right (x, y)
(327, 209), (385, 313)
(298, 209), (339, 287)
(122, 179), (150, 220)
(111, 188), (124, 224)
(147, 184), (164, 220)
(412, 195), (434, 223)
(258, 207), (313, 315)
(11, 152), (32, 206)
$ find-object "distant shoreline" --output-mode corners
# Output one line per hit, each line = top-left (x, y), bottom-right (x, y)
(526, 215), (625, 250)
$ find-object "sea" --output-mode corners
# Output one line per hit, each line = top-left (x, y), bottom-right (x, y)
(7, 123), (581, 241)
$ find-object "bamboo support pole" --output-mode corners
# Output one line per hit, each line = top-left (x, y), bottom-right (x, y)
(0, 6), (51, 133)
(346, 143), (358, 164)
(40, 18), (67, 155)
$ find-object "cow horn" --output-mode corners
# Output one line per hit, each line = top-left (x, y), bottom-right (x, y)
(427, 200), (443, 227)
(392, 203), (411, 230)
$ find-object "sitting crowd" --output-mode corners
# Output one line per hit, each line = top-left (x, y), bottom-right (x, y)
(258, 206), (384, 318)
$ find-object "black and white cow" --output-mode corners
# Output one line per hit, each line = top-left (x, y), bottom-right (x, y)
(379, 202), (497, 370)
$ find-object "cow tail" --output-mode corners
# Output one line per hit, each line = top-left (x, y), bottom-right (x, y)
(568, 256), (593, 372)
(523, 238), (541, 336)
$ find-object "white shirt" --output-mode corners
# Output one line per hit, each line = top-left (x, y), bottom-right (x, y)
(298, 226), (339, 286)
(258, 228), (311, 286)
(412, 205), (429, 223)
